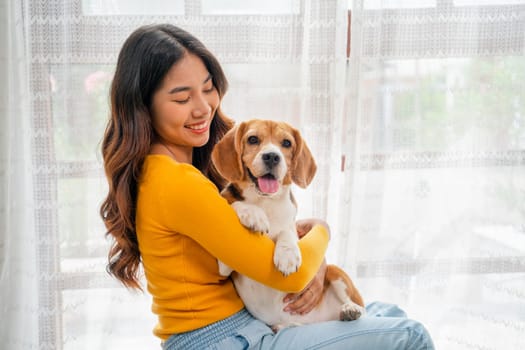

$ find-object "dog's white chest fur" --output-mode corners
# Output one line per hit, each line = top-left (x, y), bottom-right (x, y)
(242, 185), (296, 239)
(223, 185), (302, 277)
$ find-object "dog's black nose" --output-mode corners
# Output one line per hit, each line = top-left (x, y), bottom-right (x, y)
(262, 152), (280, 168)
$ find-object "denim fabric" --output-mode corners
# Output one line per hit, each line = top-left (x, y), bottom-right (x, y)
(162, 302), (435, 350)
(162, 309), (257, 350)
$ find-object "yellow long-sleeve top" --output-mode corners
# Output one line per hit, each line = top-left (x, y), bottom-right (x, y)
(135, 154), (329, 340)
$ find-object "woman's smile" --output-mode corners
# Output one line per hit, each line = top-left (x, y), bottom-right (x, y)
(186, 120), (210, 133)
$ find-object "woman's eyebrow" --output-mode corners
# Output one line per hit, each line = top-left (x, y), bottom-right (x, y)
(168, 74), (213, 94)
(168, 86), (190, 94)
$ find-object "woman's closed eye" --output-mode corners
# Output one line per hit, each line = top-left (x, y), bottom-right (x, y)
(172, 86), (213, 104)
(203, 83), (215, 94)
(173, 95), (190, 104)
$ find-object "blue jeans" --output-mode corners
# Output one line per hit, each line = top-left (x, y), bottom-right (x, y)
(162, 302), (435, 350)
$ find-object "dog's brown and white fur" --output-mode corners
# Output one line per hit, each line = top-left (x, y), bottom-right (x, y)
(211, 119), (365, 330)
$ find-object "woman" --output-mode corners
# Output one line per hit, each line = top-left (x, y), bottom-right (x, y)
(100, 24), (435, 349)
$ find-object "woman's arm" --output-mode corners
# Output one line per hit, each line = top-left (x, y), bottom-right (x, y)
(158, 161), (329, 293)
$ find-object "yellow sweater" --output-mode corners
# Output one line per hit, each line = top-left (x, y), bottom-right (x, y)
(135, 155), (329, 340)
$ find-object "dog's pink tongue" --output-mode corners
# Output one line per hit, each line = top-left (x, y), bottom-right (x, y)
(258, 177), (279, 194)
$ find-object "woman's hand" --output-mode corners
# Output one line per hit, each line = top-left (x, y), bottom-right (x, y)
(296, 218), (330, 239)
(282, 259), (327, 315)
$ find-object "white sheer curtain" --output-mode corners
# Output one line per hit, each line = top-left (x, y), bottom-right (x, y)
(0, 1), (345, 349)
(1, 0), (524, 349)
(340, 1), (525, 349)
(1, 1), (39, 348)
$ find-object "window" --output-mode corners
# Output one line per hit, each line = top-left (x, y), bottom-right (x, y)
(344, 2), (525, 348)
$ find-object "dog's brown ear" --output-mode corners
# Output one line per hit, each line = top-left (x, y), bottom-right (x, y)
(211, 122), (246, 183)
(291, 128), (317, 188)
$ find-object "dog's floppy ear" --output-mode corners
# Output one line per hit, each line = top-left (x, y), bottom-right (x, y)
(212, 121), (247, 183)
(291, 128), (317, 188)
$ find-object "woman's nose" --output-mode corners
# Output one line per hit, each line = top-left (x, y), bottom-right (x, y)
(192, 93), (212, 117)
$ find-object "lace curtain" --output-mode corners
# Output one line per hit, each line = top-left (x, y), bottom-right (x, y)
(339, 1), (525, 350)
(1, 0), (39, 348)
(1, 1), (346, 349)
(1, 0), (524, 349)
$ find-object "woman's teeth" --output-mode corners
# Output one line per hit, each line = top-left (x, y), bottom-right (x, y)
(186, 121), (208, 130)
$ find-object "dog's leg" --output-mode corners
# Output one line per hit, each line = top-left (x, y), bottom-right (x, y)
(232, 201), (270, 234)
(273, 230), (301, 276)
(325, 265), (366, 321)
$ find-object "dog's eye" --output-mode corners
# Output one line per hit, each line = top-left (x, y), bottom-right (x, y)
(282, 139), (292, 148)
(247, 136), (260, 145)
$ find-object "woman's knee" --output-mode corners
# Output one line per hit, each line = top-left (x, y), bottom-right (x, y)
(404, 319), (435, 350)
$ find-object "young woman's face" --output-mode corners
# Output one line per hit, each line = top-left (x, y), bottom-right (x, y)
(150, 53), (220, 162)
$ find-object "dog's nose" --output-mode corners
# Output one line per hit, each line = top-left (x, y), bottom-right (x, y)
(262, 152), (280, 168)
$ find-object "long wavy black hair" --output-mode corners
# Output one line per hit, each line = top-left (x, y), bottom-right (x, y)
(100, 24), (233, 289)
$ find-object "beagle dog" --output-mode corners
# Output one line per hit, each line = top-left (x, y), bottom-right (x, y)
(211, 119), (365, 330)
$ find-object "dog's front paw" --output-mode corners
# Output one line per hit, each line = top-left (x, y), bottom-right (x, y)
(218, 260), (233, 277)
(273, 240), (302, 276)
(340, 303), (365, 321)
(232, 201), (270, 233)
